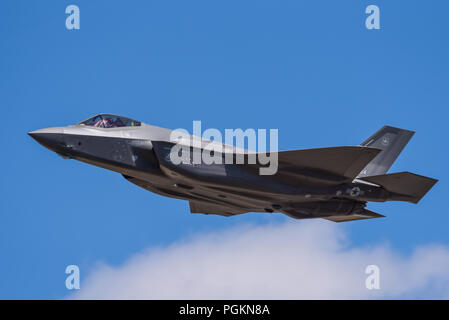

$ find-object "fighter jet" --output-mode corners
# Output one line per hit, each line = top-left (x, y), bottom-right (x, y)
(28, 114), (437, 222)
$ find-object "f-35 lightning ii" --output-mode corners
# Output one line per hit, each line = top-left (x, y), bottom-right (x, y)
(29, 114), (437, 222)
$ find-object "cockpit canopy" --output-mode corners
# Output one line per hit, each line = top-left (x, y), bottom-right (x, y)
(79, 114), (141, 128)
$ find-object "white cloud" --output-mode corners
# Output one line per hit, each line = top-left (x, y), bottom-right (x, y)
(72, 221), (449, 299)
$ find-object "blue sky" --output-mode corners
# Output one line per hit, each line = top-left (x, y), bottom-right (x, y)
(1, 1), (448, 299)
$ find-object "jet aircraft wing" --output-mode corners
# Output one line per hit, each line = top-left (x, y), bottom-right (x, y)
(324, 209), (385, 222)
(152, 141), (381, 185)
(189, 201), (249, 217)
(274, 146), (381, 184)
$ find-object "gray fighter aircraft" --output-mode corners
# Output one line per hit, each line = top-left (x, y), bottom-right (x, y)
(29, 114), (437, 222)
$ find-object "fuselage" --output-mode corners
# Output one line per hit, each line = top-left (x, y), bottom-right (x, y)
(29, 114), (397, 219)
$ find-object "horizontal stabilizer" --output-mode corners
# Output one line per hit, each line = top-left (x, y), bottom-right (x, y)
(360, 172), (438, 204)
(325, 209), (385, 223)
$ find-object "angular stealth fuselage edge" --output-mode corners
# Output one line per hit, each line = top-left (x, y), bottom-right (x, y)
(28, 114), (438, 222)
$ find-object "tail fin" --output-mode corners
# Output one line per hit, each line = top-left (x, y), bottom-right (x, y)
(360, 172), (438, 204)
(357, 126), (415, 177)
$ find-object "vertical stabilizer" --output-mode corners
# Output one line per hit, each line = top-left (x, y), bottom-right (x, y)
(357, 126), (414, 177)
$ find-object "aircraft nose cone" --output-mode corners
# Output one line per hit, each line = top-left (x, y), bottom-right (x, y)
(28, 127), (66, 153)
(28, 131), (52, 146)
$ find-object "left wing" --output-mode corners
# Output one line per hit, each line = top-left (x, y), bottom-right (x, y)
(324, 209), (385, 223)
(189, 201), (249, 217)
